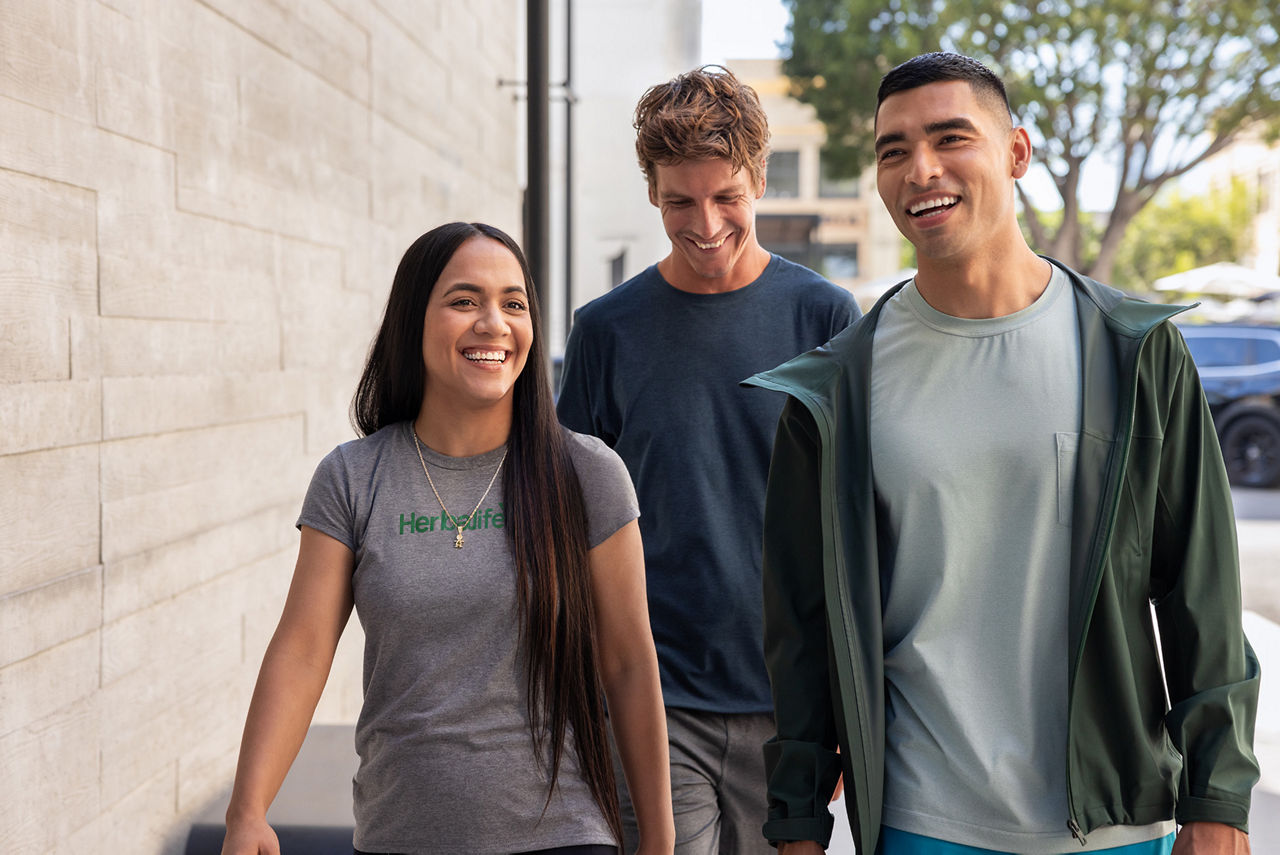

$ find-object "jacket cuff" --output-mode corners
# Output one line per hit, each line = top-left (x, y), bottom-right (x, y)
(763, 814), (836, 848)
(1175, 796), (1249, 833)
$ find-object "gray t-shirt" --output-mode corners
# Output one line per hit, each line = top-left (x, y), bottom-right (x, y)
(298, 422), (639, 854)
(870, 268), (1168, 852)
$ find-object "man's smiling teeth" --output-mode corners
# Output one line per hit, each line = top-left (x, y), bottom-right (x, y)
(909, 195), (958, 216)
(693, 236), (727, 250)
(464, 350), (507, 364)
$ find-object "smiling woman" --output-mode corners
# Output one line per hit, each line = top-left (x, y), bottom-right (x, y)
(219, 223), (675, 855)
(418, 236), (533, 435)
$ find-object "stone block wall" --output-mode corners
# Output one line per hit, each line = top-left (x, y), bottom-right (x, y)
(0, 1), (523, 851)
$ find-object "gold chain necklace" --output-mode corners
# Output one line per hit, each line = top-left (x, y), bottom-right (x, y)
(412, 428), (506, 549)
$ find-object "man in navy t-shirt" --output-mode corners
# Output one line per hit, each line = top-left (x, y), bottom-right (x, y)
(557, 65), (858, 855)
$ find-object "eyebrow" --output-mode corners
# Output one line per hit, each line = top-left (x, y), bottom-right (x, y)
(874, 117), (980, 151)
(441, 282), (527, 296)
(659, 187), (742, 201)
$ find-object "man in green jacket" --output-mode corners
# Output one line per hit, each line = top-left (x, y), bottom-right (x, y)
(749, 52), (1259, 855)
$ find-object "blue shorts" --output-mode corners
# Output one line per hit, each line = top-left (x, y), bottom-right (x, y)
(875, 826), (1176, 855)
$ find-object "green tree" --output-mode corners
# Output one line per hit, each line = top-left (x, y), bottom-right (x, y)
(783, 0), (1280, 281)
(1110, 177), (1255, 291)
(1018, 178), (1253, 291)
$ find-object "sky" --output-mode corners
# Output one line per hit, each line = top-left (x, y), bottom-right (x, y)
(700, 0), (791, 65)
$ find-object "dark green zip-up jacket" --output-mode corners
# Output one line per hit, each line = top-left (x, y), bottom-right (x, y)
(745, 261), (1260, 853)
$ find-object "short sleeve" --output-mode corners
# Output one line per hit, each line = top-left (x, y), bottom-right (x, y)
(296, 445), (357, 551)
(563, 429), (640, 549)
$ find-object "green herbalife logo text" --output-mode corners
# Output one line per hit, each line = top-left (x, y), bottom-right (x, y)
(398, 503), (505, 534)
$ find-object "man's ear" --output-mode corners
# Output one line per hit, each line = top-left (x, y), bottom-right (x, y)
(648, 182), (658, 207)
(756, 161), (768, 199)
(1010, 127), (1032, 180)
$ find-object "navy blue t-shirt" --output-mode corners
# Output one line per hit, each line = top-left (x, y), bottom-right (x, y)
(557, 255), (858, 712)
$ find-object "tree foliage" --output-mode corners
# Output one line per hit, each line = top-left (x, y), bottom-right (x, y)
(1018, 177), (1254, 291)
(783, 0), (1280, 281)
(1110, 177), (1255, 291)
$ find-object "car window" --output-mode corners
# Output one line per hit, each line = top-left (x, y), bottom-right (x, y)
(1186, 336), (1251, 368)
(1256, 337), (1280, 365)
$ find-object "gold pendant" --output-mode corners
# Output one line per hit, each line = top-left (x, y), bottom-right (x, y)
(454, 531), (464, 549)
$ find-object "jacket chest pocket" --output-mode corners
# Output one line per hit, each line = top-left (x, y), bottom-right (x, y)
(1056, 431), (1080, 527)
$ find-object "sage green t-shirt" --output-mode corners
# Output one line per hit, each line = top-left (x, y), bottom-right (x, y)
(870, 268), (1171, 852)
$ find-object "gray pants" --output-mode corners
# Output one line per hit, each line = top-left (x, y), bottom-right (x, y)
(612, 706), (775, 855)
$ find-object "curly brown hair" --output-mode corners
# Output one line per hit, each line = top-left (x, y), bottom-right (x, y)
(633, 65), (770, 191)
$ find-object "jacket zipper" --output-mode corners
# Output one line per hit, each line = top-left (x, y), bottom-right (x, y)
(1063, 318), (1173, 842)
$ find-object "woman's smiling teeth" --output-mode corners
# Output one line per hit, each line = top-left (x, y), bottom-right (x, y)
(692, 236), (727, 250)
(909, 195), (958, 216)
(463, 349), (508, 364)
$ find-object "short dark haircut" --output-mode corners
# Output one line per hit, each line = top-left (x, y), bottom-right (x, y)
(876, 52), (1012, 127)
(634, 65), (770, 190)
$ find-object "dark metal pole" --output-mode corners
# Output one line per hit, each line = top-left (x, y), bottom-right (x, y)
(563, 0), (574, 345)
(527, 0), (551, 340)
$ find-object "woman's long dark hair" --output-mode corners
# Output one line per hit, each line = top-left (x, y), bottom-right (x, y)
(351, 222), (621, 842)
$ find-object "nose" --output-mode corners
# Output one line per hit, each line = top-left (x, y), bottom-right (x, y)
(473, 302), (510, 336)
(907, 144), (943, 186)
(692, 199), (723, 238)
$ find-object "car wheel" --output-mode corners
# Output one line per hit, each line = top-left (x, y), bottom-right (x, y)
(1220, 409), (1280, 488)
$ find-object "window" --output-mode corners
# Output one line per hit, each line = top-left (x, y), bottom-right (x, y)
(765, 151), (800, 198)
(819, 158), (860, 198)
(1185, 337), (1251, 368)
(818, 244), (859, 280)
(609, 250), (626, 288)
(1254, 336), (1280, 365)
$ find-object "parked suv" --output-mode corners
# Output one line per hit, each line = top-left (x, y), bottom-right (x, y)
(1179, 323), (1280, 488)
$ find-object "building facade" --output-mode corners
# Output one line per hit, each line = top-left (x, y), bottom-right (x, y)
(734, 58), (904, 305)
(0, 2), (523, 851)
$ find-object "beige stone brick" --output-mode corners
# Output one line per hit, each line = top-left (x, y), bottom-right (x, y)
(0, 630), (98, 739)
(98, 172), (277, 323)
(99, 633), (242, 805)
(100, 417), (309, 561)
(204, 0), (370, 103)
(324, 0), (375, 32)
(369, 116), (455, 226)
(303, 371), (363, 455)
(101, 417), (300, 503)
(0, 568), (101, 669)
(99, 317), (281, 377)
(174, 127), (370, 248)
(101, 370), (307, 439)
(0, 0), (93, 122)
(0, 696), (99, 855)
(0, 92), (98, 191)
(70, 312), (101, 380)
(277, 237), (372, 372)
(104, 502), (297, 622)
(64, 762), (187, 855)
(176, 715), (242, 813)
(370, 11), (452, 150)
(376, 0), (445, 58)
(0, 379), (101, 456)
(91, 1), (240, 152)
(102, 562), (249, 685)
(0, 168), (97, 382)
(238, 75), (370, 179)
(0, 447), (100, 595)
